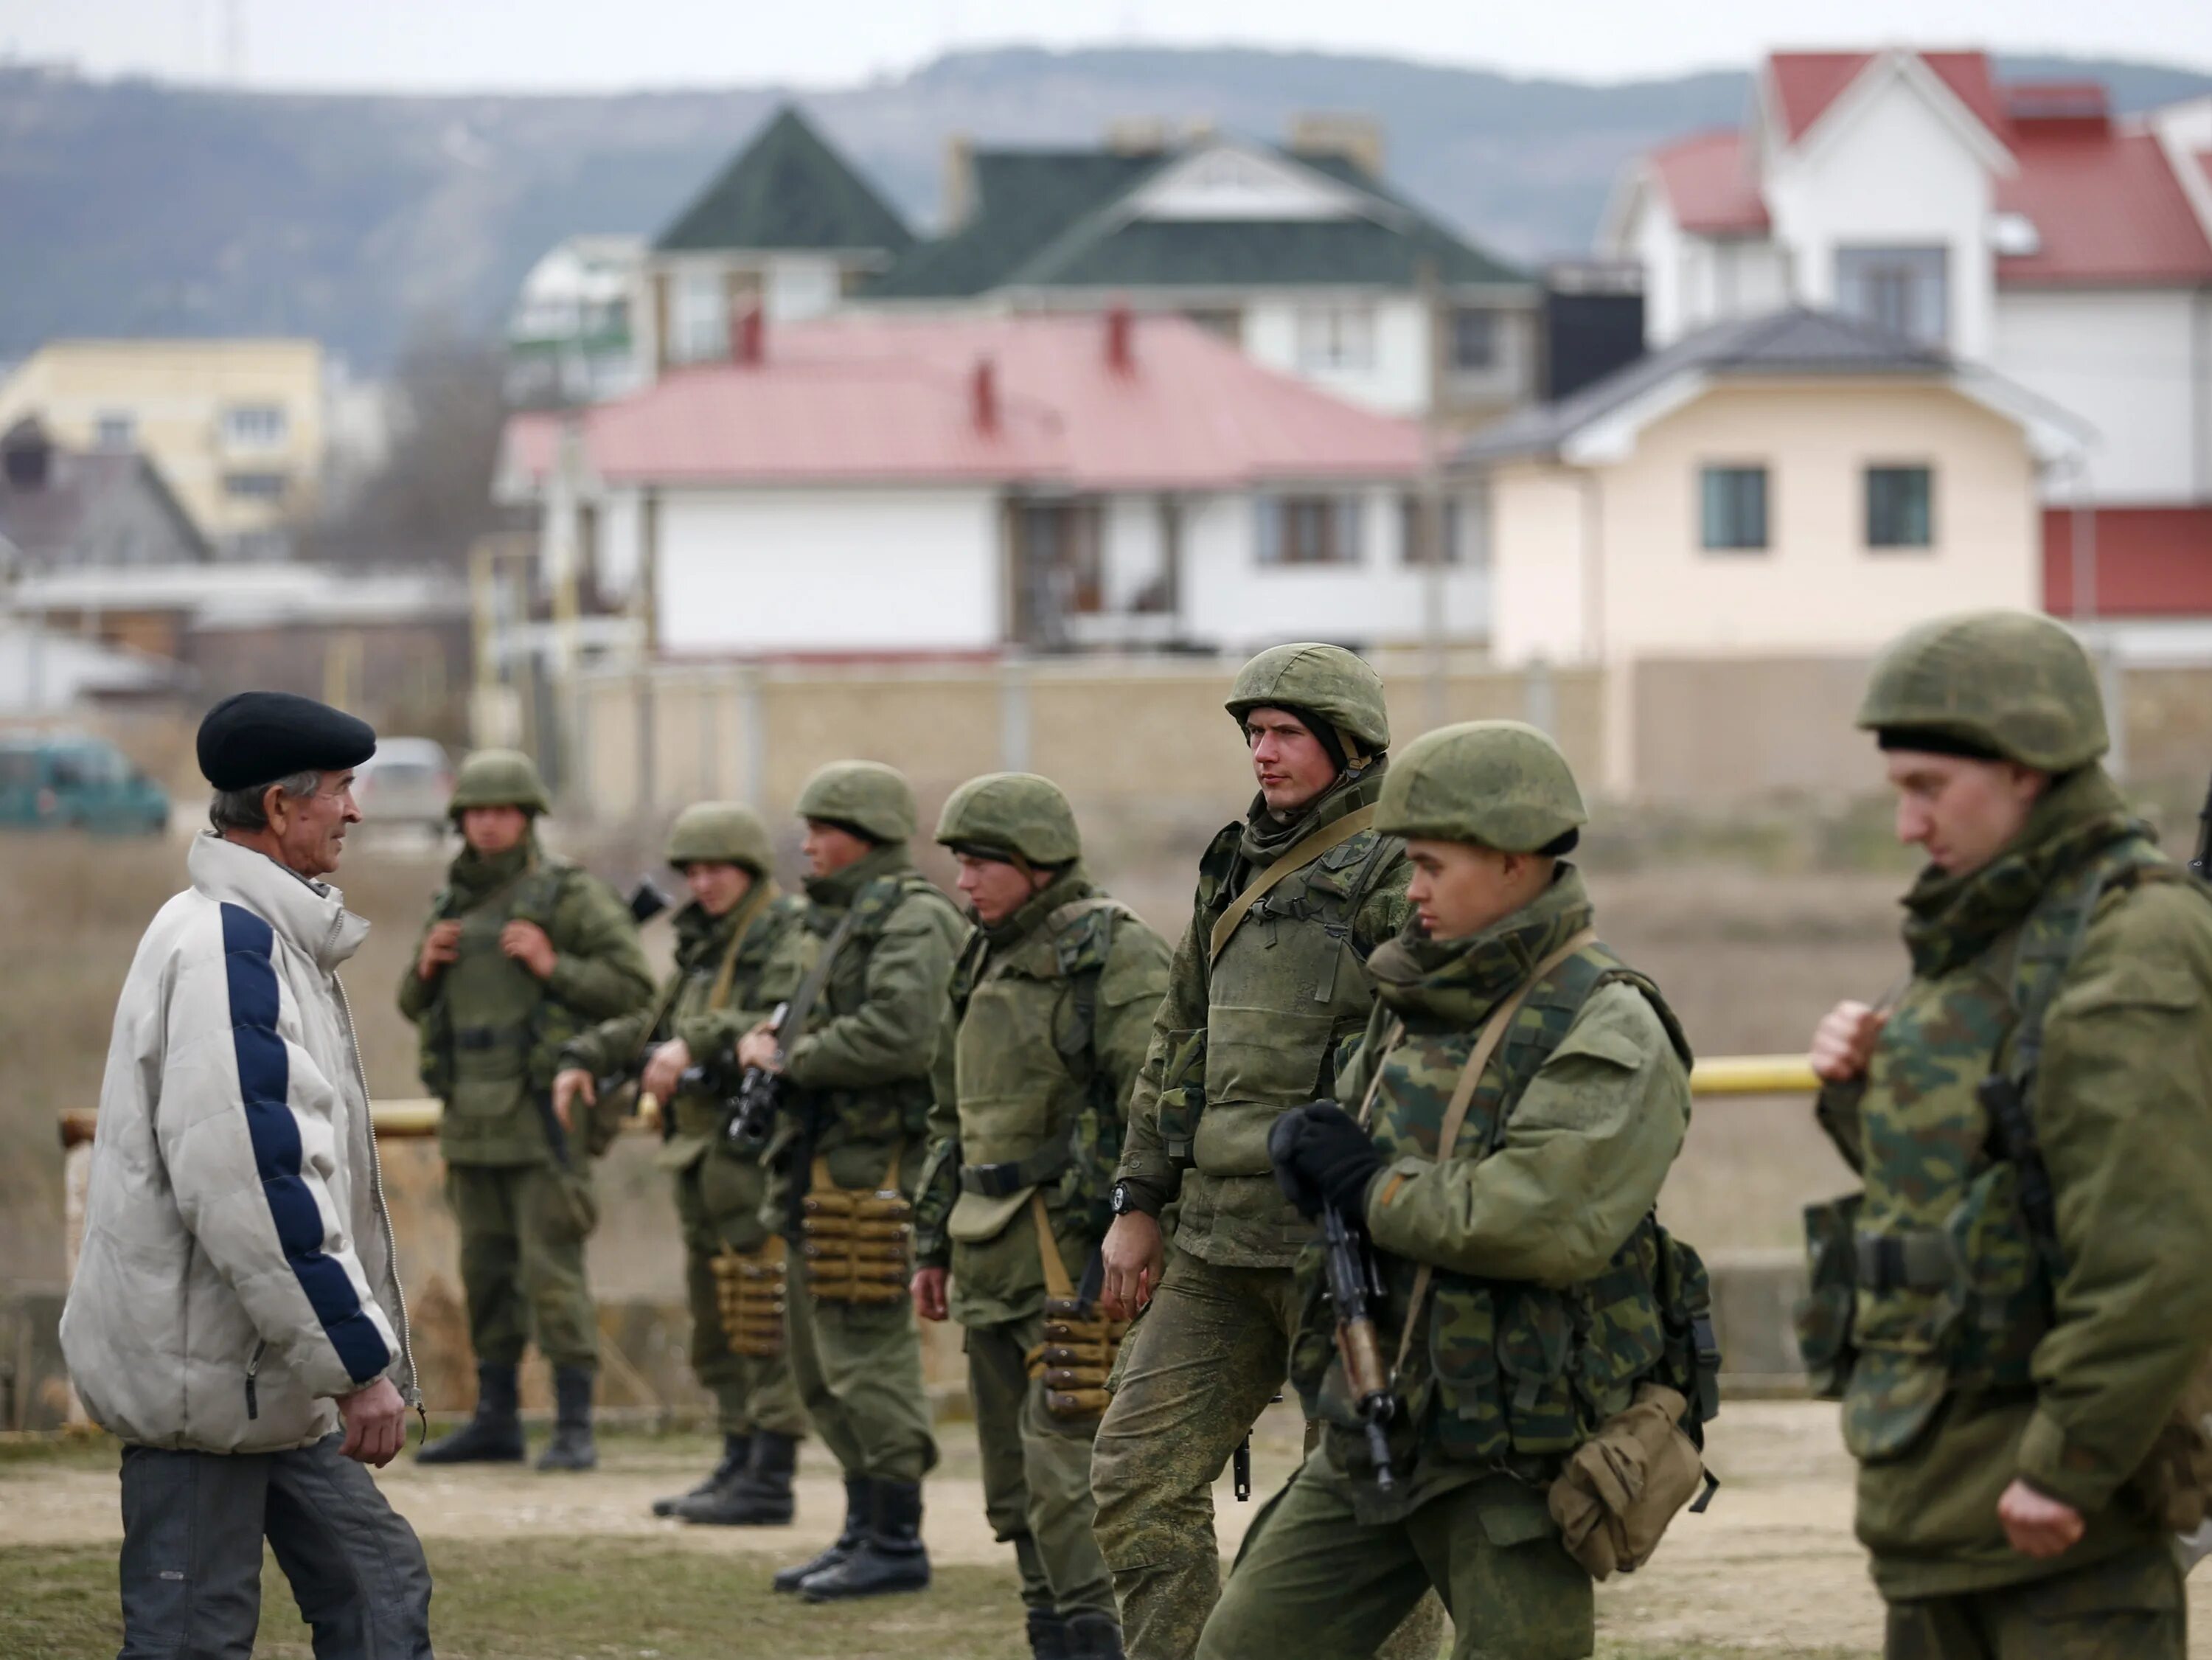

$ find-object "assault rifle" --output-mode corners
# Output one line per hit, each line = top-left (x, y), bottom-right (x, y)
(1320, 1198), (1397, 1492)
(723, 1001), (791, 1155)
(2192, 774), (2212, 882)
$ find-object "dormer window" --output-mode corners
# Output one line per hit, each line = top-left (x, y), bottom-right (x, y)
(1835, 246), (1948, 347)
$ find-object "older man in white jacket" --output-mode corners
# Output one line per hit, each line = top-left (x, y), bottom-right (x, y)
(62, 690), (432, 1660)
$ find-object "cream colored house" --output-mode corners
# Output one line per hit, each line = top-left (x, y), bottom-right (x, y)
(0, 338), (324, 554)
(1458, 308), (2089, 795)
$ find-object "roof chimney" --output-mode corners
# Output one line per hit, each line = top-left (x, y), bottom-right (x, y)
(1287, 112), (1385, 178)
(1105, 305), (1135, 374)
(1, 417), (52, 490)
(1106, 117), (1169, 156)
(731, 305), (765, 367)
(971, 358), (998, 434)
(944, 133), (976, 229)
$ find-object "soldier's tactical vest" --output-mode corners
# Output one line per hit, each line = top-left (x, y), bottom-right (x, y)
(1164, 813), (1399, 1178)
(1817, 833), (2177, 1462)
(419, 858), (590, 1127)
(804, 869), (963, 1144)
(1291, 945), (1715, 1474)
(664, 892), (803, 1150)
(946, 896), (1133, 1239)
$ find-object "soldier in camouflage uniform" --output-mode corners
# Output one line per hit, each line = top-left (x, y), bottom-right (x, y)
(741, 761), (966, 1602)
(554, 802), (812, 1524)
(400, 750), (655, 1471)
(913, 774), (1173, 1660)
(1091, 645), (1422, 1660)
(1803, 611), (2212, 1660)
(1198, 721), (1705, 1660)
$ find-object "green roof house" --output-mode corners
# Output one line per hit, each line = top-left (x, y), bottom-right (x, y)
(862, 117), (1537, 426)
(641, 105), (913, 374)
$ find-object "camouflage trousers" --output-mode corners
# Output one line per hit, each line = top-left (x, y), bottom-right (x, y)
(967, 1314), (1115, 1621)
(1090, 1247), (1446, 1660)
(1196, 1451), (1589, 1660)
(675, 1152), (806, 1440)
(1882, 1540), (2185, 1660)
(447, 1160), (598, 1370)
(785, 1260), (939, 1484)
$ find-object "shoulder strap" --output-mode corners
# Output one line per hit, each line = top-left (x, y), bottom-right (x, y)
(1390, 926), (1599, 1380)
(1207, 805), (1377, 965)
(705, 881), (778, 1013)
(2006, 846), (2171, 1090)
(777, 906), (865, 1055)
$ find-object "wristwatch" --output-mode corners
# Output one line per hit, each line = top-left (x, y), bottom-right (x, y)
(1110, 1180), (1157, 1219)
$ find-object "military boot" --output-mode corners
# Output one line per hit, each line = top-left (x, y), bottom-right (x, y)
(416, 1363), (524, 1465)
(677, 1429), (796, 1525)
(536, 1366), (597, 1472)
(1065, 1610), (1125, 1660)
(1024, 1607), (1074, 1659)
(799, 1478), (929, 1602)
(773, 1476), (869, 1592)
(652, 1433), (749, 1518)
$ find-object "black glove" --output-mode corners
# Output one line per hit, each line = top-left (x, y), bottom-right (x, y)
(1270, 1100), (1383, 1223)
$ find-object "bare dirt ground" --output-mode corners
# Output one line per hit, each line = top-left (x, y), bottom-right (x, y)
(10, 1402), (2210, 1653)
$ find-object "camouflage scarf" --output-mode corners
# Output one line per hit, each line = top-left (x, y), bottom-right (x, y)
(1237, 754), (1390, 867)
(1366, 865), (1596, 1030)
(445, 834), (536, 908)
(1899, 766), (2141, 977)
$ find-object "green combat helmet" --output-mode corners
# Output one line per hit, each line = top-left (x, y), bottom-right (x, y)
(1857, 610), (2108, 772)
(796, 760), (917, 844)
(665, 802), (773, 874)
(1378, 720), (1587, 852)
(449, 748), (552, 818)
(934, 772), (1082, 869)
(1225, 642), (1391, 764)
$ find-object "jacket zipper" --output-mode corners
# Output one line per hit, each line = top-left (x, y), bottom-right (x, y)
(246, 1340), (265, 1420)
(332, 959), (422, 1420)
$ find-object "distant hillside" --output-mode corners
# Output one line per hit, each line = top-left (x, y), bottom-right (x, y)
(4, 46), (2208, 369)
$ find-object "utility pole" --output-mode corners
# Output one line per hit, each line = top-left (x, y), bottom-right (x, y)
(1417, 256), (1449, 731)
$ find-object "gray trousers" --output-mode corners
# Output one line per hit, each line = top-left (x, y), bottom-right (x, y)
(118, 1432), (434, 1660)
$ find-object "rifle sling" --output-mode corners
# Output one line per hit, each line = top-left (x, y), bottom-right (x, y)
(1207, 805), (1377, 966)
(778, 905), (864, 1058)
(1387, 927), (1599, 1382)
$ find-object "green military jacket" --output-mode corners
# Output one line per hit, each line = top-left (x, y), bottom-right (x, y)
(760, 842), (965, 1228)
(398, 838), (655, 1167)
(559, 884), (810, 1172)
(1294, 869), (1692, 1523)
(1815, 766), (2212, 1598)
(913, 869), (1172, 1327)
(1115, 765), (1410, 1268)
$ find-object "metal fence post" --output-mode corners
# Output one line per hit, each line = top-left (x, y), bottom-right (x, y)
(739, 664), (768, 810)
(1000, 653), (1032, 774)
(1522, 655), (1557, 737)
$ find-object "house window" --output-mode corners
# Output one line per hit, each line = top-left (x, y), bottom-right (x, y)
(1449, 308), (1498, 372)
(1399, 491), (1489, 567)
(1295, 305), (1377, 373)
(1258, 495), (1364, 566)
(94, 412), (136, 451)
(1700, 465), (1769, 552)
(223, 471), (289, 501)
(1865, 465), (1934, 549)
(221, 404), (288, 448)
(1012, 499), (1106, 647)
(1183, 308), (1244, 345)
(1835, 246), (1948, 346)
(674, 269), (728, 361)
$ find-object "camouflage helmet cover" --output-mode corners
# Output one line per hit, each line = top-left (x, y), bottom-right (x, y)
(665, 802), (774, 873)
(1377, 720), (1587, 852)
(1857, 610), (2108, 771)
(935, 771), (1082, 867)
(448, 748), (552, 816)
(1224, 642), (1391, 758)
(795, 760), (918, 844)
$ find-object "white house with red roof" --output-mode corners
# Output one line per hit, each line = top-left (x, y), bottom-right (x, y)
(496, 310), (1478, 659)
(1601, 49), (2212, 628)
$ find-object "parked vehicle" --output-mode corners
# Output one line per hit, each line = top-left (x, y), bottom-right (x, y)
(0, 735), (170, 834)
(352, 737), (454, 832)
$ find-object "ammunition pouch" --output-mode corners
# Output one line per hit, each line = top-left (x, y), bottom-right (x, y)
(711, 1236), (789, 1357)
(799, 1151), (914, 1305)
(1547, 1383), (1712, 1581)
(1793, 1192), (1863, 1400)
(1155, 1028), (1206, 1173)
(1020, 1192), (1124, 1420)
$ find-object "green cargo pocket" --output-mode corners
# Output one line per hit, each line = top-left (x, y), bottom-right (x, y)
(1841, 1347), (1947, 1462)
(1155, 1029), (1205, 1170)
(541, 1163), (600, 1246)
(1793, 1191), (1862, 1400)
(1497, 1288), (1579, 1457)
(1428, 1281), (1508, 1462)
(1942, 1161), (2045, 1386)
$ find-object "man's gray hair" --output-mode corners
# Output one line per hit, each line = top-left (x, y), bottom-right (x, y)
(209, 770), (321, 834)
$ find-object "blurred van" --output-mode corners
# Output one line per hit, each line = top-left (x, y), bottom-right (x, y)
(353, 737), (454, 832)
(0, 735), (170, 834)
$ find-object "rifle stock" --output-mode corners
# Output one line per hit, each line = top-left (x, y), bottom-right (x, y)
(1321, 1199), (1398, 1492)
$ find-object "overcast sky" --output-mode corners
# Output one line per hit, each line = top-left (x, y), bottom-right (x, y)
(4, 0), (2210, 92)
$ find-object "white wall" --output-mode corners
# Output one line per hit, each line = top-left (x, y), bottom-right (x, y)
(767, 257), (841, 322)
(1489, 465), (1594, 664)
(1621, 188), (1688, 347)
(1764, 71), (1996, 358)
(1243, 294), (1431, 416)
(1178, 487), (1489, 653)
(1100, 496), (1164, 610)
(655, 489), (1001, 653)
(1995, 288), (2206, 504)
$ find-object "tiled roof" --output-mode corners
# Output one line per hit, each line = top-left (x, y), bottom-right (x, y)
(653, 105), (912, 256)
(863, 152), (1161, 299)
(503, 313), (1422, 492)
(1646, 130), (1769, 235)
(2043, 506), (2212, 617)
(0, 435), (211, 571)
(1767, 50), (2009, 146)
(1998, 129), (2212, 285)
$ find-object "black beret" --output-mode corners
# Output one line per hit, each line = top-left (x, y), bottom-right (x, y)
(196, 692), (378, 791)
